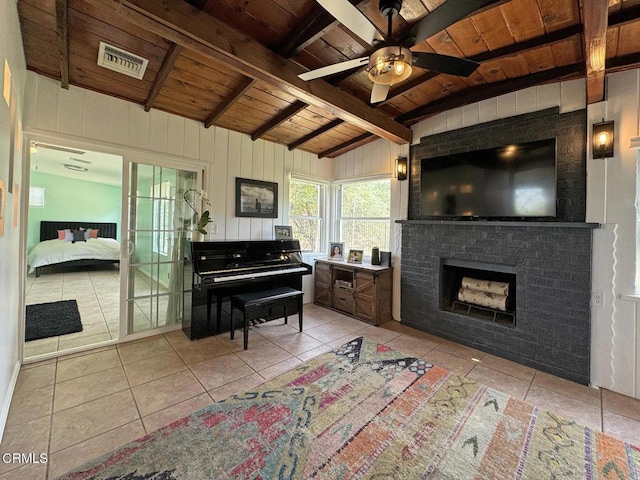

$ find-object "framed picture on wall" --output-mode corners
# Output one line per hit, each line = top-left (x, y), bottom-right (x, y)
(274, 225), (292, 239)
(235, 177), (278, 218)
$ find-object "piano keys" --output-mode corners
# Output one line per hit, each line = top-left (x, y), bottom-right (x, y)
(182, 239), (313, 340)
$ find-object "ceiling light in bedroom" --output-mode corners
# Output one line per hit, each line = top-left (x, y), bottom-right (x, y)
(63, 163), (88, 172)
(69, 157), (92, 164)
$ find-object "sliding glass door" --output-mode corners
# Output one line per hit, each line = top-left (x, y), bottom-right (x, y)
(123, 161), (199, 335)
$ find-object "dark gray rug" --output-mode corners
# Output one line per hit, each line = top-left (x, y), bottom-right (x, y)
(25, 299), (83, 341)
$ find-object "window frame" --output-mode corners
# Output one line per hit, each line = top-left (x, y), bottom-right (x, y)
(333, 175), (392, 255)
(288, 175), (328, 253)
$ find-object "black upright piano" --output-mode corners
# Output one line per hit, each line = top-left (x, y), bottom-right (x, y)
(183, 239), (313, 339)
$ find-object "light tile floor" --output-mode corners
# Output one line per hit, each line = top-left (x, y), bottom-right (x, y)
(24, 268), (120, 358)
(24, 268), (171, 358)
(3, 303), (640, 479)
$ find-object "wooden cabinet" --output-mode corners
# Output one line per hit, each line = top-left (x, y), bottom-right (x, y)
(314, 259), (392, 325)
(314, 260), (331, 307)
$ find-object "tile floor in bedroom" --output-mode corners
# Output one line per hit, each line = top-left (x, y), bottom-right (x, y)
(3, 303), (640, 479)
(24, 267), (170, 358)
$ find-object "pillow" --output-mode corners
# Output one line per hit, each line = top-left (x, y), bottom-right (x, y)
(83, 229), (91, 241)
(57, 230), (66, 240)
(71, 230), (86, 243)
(63, 229), (73, 242)
(90, 229), (99, 239)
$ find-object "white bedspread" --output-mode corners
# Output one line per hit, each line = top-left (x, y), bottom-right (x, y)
(27, 238), (121, 273)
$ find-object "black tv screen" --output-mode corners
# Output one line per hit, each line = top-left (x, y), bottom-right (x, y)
(420, 138), (557, 218)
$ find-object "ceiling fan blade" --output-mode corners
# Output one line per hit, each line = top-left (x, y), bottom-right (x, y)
(298, 57), (368, 81)
(413, 52), (480, 77)
(410, 0), (498, 46)
(370, 83), (390, 103)
(316, 0), (383, 45)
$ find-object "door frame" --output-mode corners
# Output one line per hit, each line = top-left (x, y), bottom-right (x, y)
(20, 131), (210, 362)
(120, 155), (205, 341)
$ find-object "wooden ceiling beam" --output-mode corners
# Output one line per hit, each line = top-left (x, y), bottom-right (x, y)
(251, 101), (308, 141)
(266, 2), (367, 148)
(102, 0), (411, 144)
(287, 119), (344, 151)
(606, 52), (640, 71)
(583, 0), (609, 104)
(184, 0), (208, 10)
(145, 43), (181, 112)
(397, 63), (583, 124)
(204, 77), (255, 128)
(55, 0), (69, 89)
(608, 3), (640, 28)
(275, 5), (340, 59)
(318, 133), (375, 158)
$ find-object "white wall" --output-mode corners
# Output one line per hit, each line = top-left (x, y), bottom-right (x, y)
(587, 69), (640, 399)
(0, 0), (27, 442)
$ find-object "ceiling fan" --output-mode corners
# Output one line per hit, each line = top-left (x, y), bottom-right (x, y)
(299, 0), (496, 103)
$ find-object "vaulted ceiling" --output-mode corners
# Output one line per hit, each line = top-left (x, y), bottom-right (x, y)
(17, 0), (640, 158)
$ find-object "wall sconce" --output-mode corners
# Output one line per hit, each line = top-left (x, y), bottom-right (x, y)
(592, 120), (614, 159)
(395, 156), (408, 181)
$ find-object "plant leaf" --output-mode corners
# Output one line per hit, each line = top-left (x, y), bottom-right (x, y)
(197, 211), (210, 230)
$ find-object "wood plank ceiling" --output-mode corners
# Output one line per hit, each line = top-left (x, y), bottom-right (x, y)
(17, 0), (640, 158)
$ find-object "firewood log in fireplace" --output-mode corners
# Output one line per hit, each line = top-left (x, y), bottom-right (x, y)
(461, 277), (509, 296)
(458, 287), (508, 311)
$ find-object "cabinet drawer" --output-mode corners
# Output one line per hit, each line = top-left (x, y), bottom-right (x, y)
(332, 287), (355, 314)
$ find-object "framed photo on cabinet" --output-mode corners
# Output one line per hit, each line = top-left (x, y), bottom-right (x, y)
(274, 225), (292, 239)
(347, 249), (363, 264)
(329, 242), (345, 261)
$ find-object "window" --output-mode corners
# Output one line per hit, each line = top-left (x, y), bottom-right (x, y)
(29, 187), (45, 207)
(337, 178), (391, 252)
(289, 179), (324, 252)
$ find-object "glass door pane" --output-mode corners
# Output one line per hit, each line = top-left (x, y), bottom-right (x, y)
(125, 162), (197, 334)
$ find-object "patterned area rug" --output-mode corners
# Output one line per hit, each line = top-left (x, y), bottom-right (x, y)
(58, 337), (640, 479)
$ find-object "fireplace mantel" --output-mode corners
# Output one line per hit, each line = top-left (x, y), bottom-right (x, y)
(397, 220), (600, 229)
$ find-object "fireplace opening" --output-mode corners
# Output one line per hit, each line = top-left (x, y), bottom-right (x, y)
(440, 259), (516, 326)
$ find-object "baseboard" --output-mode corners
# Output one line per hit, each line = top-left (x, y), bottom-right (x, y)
(0, 361), (21, 445)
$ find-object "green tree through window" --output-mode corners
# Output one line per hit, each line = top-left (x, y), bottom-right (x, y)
(338, 179), (390, 252)
(289, 180), (323, 252)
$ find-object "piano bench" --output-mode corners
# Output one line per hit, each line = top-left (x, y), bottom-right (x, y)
(230, 287), (304, 350)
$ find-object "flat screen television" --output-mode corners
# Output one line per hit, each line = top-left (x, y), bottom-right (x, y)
(420, 138), (557, 218)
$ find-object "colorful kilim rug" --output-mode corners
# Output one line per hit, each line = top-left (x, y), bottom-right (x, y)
(58, 337), (640, 479)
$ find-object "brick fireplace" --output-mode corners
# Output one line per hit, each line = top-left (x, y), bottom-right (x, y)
(400, 221), (595, 384)
(401, 107), (595, 385)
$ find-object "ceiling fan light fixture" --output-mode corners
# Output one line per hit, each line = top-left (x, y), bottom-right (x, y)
(367, 46), (413, 86)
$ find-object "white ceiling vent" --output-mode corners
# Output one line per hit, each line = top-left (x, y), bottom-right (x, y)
(97, 41), (149, 80)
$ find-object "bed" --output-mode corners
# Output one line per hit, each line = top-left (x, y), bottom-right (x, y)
(27, 221), (121, 276)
